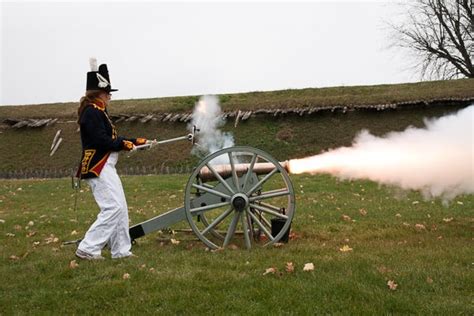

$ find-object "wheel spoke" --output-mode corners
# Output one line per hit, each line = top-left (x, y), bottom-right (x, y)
(245, 167), (278, 196)
(249, 203), (288, 220)
(249, 207), (272, 229)
(201, 183), (215, 189)
(246, 209), (275, 241)
(201, 207), (234, 235)
(192, 183), (230, 200)
(242, 154), (258, 192)
(249, 189), (290, 202)
(241, 211), (251, 249)
(190, 201), (230, 214)
(205, 163), (235, 194)
(223, 211), (240, 247)
(228, 152), (240, 192)
(259, 201), (283, 212)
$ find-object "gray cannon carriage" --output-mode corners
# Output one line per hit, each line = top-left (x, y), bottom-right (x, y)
(129, 146), (296, 249)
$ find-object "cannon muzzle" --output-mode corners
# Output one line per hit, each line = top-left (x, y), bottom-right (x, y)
(199, 160), (289, 181)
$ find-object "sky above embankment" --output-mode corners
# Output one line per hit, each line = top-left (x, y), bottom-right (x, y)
(1, 0), (413, 106)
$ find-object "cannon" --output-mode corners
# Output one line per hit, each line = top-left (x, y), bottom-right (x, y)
(129, 146), (296, 249)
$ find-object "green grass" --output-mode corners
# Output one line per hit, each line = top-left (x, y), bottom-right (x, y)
(0, 174), (472, 314)
(0, 79), (473, 119)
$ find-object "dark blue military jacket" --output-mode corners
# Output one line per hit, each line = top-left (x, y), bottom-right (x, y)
(77, 100), (134, 179)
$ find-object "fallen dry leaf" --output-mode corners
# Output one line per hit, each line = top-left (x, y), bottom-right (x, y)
(273, 243), (284, 248)
(395, 213), (402, 218)
(341, 214), (352, 222)
(303, 263), (314, 271)
(149, 268), (155, 272)
(339, 245), (353, 252)
(27, 221), (34, 226)
(263, 267), (277, 275)
(289, 231), (298, 241)
(0, 219), (5, 224)
(69, 260), (79, 269)
(122, 273), (130, 280)
(415, 224), (426, 230)
(9, 255), (20, 261)
(456, 201), (463, 205)
(45, 235), (59, 244)
(426, 277), (433, 284)
(285, 262), (295, 273)
(227, 244), (239, 250)
(13, 225), (22, 231)
(33, 241), (40, 246)
(26, 231), (36, 237)
(387, 280), (398, 290)
(70, 230), (78, 236)
(412, 201), (419, 205)
(6, 233), (15, 237)
(359, 209), (367, 216)
(210, 247), (224, 253)
(442, 217), (453, 222)
(170, 238), (180, 245)
(402, 222), (410, 227)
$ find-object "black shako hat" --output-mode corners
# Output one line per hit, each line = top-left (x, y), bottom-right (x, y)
(86, 58), (118, 92)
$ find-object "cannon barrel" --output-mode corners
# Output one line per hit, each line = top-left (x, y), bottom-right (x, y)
(199, 160), (289, 181)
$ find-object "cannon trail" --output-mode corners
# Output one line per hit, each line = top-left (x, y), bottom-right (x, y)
(288, 105), (474, 200)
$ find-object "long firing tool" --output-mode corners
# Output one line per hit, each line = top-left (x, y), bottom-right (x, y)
(132, 125), (200, 152)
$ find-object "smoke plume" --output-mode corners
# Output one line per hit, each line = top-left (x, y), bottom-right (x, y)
(289, 105), (474, 200)
(188, 95), (234, 163)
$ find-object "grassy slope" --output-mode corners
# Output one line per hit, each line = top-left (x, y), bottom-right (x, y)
(0, 175), (472, 314)
(0, 79), (473, 119)
(0, 79), (472, 175)
(0, 103), (467, 174)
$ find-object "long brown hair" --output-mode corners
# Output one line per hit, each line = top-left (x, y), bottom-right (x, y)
(77, 90), (104, 123)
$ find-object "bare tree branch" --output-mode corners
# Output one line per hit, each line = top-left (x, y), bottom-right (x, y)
(390, 0), (474, 79)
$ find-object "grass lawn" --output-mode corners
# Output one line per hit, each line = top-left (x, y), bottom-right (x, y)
(0, 174), (472, 314)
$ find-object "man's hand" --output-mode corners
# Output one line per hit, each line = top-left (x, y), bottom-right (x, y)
(134, 138), (147, 146)
(122, 140), (135, 151)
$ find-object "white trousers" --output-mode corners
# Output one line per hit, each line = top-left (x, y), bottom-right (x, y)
(78, 152), (132, 258)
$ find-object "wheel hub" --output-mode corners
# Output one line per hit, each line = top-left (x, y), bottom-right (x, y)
(231, 193), (249, 212)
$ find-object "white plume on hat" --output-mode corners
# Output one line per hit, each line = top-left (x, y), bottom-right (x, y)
(89, 57), (98, 71)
